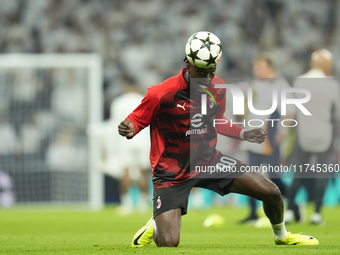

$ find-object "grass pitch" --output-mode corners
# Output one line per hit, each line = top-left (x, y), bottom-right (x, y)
(0, 205), (339, 254)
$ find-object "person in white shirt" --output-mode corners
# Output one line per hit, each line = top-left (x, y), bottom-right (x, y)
(285, 49), (340, 225)
(87, 83), (150, 215)
(110, 83), (150, 215)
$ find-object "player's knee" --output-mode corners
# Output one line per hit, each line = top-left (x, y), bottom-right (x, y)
(265, 184), (282, 204)
(156, 233), (180, 247)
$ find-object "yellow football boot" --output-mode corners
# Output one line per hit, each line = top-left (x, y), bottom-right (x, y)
(131, 217), (154, 247)
(275, 232), (319, 245)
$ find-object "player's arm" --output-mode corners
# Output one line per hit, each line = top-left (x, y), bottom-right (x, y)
(215, 88), (267, 143)
(118, 87), (160, 138)
(213, 88), (243, 139)
(215, 116), (266, 143)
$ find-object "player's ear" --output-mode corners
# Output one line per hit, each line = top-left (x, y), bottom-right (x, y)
(186, 63), (193, 75)
(186, 64), (191, 74)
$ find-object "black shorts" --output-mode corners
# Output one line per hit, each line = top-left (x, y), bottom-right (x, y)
(153, 152), (245, 218)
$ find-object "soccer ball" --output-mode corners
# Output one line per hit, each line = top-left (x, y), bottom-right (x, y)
(185, 31), (222, 68)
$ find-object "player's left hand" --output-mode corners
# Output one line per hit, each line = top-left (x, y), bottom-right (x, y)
(118, 119), (135, 138)
(244, 128), (267, 144)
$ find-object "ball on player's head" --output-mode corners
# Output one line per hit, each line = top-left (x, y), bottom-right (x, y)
(185, 31), (222, 68)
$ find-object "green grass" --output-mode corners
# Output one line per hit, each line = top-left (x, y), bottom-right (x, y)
(0, 205), (339, 254)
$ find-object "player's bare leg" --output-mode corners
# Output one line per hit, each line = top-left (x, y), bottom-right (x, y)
(131, 208), (181, 247)
(230, 171), (318, 245)
(154, 208), (181, 247)
(230, 172), (283, 224)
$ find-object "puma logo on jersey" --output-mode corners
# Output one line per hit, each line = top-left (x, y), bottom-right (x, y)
(177, 103), (186, 110)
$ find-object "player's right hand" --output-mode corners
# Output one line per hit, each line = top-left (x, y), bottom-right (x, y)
(118, 119), (135, 138)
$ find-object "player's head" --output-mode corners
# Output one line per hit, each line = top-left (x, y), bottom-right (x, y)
(184, 31), (222, 83)
(253, 52), (276, 79)
(311, 49), (333, 76)
(184, 56), (217, 82)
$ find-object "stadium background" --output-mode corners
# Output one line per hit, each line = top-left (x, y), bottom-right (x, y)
(0, 0), (339, 207)
(0, 0), (340, 254)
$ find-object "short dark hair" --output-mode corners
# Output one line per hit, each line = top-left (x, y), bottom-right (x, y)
(256, 52), (275, 69)
(183, 56), (190, 65)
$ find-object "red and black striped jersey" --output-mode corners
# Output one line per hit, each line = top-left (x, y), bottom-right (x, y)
(126, 68), (243, 188)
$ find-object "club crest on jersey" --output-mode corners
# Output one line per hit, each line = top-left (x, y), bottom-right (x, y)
(156, 196), (161, 209)
(209, 97), (214, 108)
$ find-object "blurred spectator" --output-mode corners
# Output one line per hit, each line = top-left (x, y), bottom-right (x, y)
(46, 126), (86, 171)
(11, 69), (40, 104)
(109, 83), (151, 215)
(0, 114), (17, 155)
(88, 82), (151, 215)
(285, 49), (340, 225)
(0, 171), (15, 208)
(3, 15), (30, 53)
(0, 72), (11, 114)
(19, 113), (43, 156)
(239, 53), (293, 224)
(51, 69), (87, 124)
(35, 110), (58, 138)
